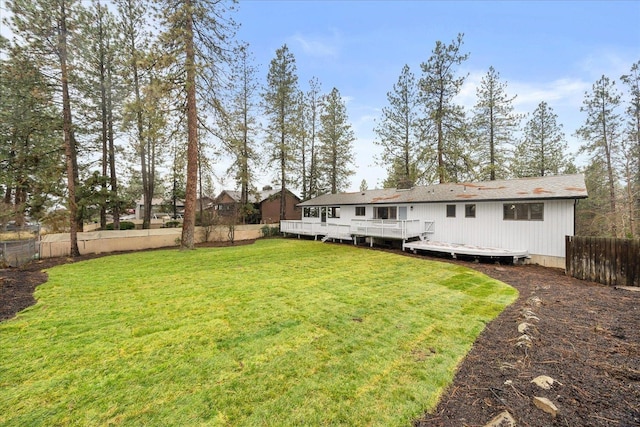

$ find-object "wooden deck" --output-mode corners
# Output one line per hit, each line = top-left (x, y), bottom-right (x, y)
(403, 240), (529, 260)
(280, 219), (434, 241)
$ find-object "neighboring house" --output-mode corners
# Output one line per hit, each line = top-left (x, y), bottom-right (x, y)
(134, 197), (185, 220)
(211, 186), (302, 224)
(281, 174), (588, 268)
(197, 196), (215, 212)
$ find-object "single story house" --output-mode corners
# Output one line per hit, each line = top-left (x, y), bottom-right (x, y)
(211, 186), (302, 224)
(280, 174), (588, 268)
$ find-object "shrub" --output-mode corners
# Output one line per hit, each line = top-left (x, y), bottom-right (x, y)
(260, 224), (280, 238)
(163, 221), (181, 228)
(105, 221), (136, 230)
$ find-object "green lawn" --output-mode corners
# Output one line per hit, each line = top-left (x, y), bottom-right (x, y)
(0, 239), (517, 426)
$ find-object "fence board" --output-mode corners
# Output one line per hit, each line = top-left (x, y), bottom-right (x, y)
(566, 236), (640, 287)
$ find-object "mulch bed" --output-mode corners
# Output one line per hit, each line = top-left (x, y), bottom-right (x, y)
(1, 241), (638, 426)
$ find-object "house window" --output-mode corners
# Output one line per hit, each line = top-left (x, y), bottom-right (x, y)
(503, 203), (544, 221)
(446, 204), (456, 218)
(465, 204), (476, 218)
(328, 207), (340, 218)
(374, 206), (397, 220)
(303, 207), (319, 218)
(355, 206), (366, 216)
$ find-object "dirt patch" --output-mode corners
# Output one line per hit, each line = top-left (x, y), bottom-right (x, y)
(415, 259), (640, 427)
(1, 241), (638, 426)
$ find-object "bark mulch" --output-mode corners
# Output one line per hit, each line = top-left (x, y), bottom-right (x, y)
(1, 243), (638, 427)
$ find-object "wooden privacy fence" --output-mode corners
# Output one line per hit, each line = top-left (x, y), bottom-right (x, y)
(566, 236), (640, 287)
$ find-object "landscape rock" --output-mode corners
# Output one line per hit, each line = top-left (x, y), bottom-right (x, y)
(531, 375), (560, 389)
(517, 322), (532, 334)
(527, 296), (542, 306)
(484, 410), (516, 427)
(533, 396), (558, 418)
(516, 334), (532, 348)
(522, 309), (540, 321)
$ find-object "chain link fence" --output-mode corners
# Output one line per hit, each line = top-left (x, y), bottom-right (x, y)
(1, 225), (40, 267)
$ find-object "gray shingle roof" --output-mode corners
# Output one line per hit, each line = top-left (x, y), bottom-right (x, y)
(298, 174), (588, 207)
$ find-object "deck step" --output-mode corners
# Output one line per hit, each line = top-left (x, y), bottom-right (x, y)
(321, 234), (353, 243)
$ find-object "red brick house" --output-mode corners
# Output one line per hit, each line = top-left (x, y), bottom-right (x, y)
(211, 186), (301, 224)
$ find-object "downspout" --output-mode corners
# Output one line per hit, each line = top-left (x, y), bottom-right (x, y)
(573, 199), (578, 236)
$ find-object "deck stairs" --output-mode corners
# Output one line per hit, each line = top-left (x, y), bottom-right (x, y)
(321, 234), (353, 243)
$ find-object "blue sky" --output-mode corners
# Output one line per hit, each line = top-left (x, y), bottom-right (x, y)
(234, 0), (640, 191)
(1, 1), (638, 193)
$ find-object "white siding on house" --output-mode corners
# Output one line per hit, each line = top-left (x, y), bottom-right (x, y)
(301, 200), (575, 258)
(404, 200), (574, 257)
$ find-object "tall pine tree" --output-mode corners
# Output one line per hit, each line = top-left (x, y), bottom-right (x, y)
(374, 64), (425, 187)
(472, 66), (521, 181)
(262, 44), (300, 219)
(419, 33), (470, 183)
(318, 87), (355, 194)
(620, 61), (640, 237)
(157, 0), (236, 248)
(576, 75), (624, 237)
(7, 0), (82, 255)
(512, 101), (570, 177)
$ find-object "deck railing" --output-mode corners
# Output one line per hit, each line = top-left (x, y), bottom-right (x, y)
(281, 219), (434, 240)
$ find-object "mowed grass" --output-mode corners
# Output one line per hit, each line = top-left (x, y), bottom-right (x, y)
(0, 239), (517, 426)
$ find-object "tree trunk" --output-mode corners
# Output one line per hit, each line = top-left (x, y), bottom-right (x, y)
(98, 10), (108, 230)
(59, 0), (80, 257)
(437, 91), (445, 184)
(181, 2), (198, 249)
(107, 60), (119, 229)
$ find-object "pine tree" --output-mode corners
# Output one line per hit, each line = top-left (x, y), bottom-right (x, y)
(512, 101), (570, 177)
(419, 33), (470, 183)
(576, 160), (612, 236)
(7, 0), (83, 256)
(374, 64), (425, 187)
(620, 61), (640, 237)
(76, 0), (122, 229)
(472, 66), (521, 181)
(0, 46), (63, 223)
(156, 0), (236, 248)
(303, 77), (322, 200)
(576, 75), (624, 237)
(318, 87), (355, 194)
(262, 44), (300, 219)
(116, 0), (158, 230)
(224, 44), (260, 222)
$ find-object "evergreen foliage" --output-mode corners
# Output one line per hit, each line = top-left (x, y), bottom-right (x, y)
(512, 101), (572, 177)
(576, 75), (624, 237)
(471, 66), (521, 181)
(374, 65), (426, 187)
(317, 88), (356, 194)
(262, 44), (301, 219)
(419, 33), (470, 183)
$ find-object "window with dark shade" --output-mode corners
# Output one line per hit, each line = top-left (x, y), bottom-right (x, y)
(446, 204), (456, 218)
(503, 203), (544, 221)
(465, 204), (476, 218)
(355, 206), (366, 216)
(374, 206), (397, 219)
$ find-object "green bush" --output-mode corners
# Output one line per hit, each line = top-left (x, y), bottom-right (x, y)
(260, 224), (280, 238)
(105, 221), (136, 230)
(163, 221), (181, 228)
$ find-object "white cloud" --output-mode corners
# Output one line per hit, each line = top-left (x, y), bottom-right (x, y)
(290, 29), (341, 58)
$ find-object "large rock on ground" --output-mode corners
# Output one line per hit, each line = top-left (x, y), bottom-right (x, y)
(484, 410), (516, 427)
(533, 396), (558, 418)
